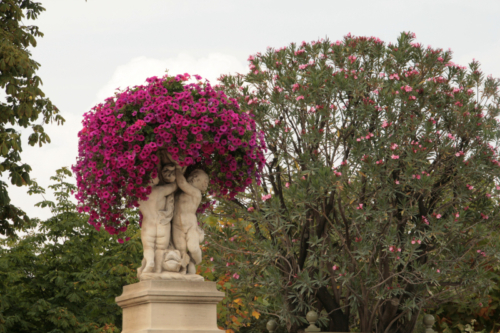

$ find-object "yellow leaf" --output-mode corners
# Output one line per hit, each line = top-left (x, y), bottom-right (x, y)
(231, 316), (241, 325)
(233, 298), (243, 305)
(226, 329), (235, 333)
(252, 310), (261, 319)
(245, 224), (252, 232)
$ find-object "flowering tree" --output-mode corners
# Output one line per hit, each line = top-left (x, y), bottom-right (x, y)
(212, 32), (500, 333)
(72, 74), (265, 236)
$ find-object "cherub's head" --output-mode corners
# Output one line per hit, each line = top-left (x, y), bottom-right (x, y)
(150, 163), (176, 185)
(187, 169), (209, 192)
(161, 163), (176, 183)
(162, 249), (183, 272)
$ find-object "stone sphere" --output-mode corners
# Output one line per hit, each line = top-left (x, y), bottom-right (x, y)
(306, 310), (318, 324)
(423, 314), (435, 326)
(266, 319), (278, 332)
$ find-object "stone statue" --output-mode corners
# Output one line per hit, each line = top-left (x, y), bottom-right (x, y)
(137, 152), (206, 282)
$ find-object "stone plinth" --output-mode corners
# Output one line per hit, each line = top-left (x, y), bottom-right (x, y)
(116, 280), (225, 333)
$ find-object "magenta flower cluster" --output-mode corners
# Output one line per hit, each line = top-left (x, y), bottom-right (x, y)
(72, 74), (265, 235)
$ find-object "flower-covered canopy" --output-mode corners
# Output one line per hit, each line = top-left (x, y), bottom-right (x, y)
(73, 74), (266, 235)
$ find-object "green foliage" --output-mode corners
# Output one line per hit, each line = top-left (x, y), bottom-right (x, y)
(0, 168), (141, 333)
(435, 270), (500, 333)
(212, 32), (500, 333)
(198, 216), (276, 333)
(0, 0), (65, 237)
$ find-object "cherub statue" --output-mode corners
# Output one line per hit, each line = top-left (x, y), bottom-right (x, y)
(172, 167), (208, 274)
(137, 152), (208, 281)
(137, 160), (178, 277)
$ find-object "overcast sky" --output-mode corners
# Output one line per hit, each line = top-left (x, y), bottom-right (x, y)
(5, 0), (500, 221)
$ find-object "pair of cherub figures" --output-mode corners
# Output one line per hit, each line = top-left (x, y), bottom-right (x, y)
(137, 152), (208, 281)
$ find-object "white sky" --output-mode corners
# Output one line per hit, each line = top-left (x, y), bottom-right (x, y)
(5, 0), (500, 221)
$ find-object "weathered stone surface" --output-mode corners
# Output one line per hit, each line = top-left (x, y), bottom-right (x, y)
(116, 280), (225, 333)
(139, 271), (204, 282)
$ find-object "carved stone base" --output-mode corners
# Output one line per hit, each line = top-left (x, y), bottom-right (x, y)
(116, 280), (225, 333)
(139, 272), (204, 282)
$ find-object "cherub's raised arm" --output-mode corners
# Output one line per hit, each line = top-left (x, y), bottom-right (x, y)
(175, 167), (199, 197)
(157, 182), (178, 197)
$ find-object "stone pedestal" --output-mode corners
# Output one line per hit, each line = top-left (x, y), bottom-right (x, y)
(116, 280), (225, 333)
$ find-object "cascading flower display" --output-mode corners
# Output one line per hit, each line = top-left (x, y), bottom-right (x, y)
(72, 74), (265, 235)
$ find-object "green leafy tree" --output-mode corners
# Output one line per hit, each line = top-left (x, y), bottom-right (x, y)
(0, 168), (141, 333)
(434, 267), (500, 333)
(198, 216), (271, 333)
(211, 32), (500, 333)
(0, 0), (64, 237)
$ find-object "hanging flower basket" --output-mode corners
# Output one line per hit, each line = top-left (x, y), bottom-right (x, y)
(72, 74), (265, 235)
